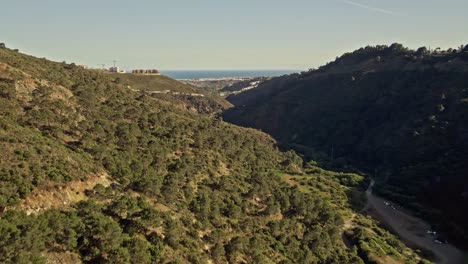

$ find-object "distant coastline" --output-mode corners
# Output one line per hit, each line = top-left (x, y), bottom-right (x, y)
(160, 70), (298, 80)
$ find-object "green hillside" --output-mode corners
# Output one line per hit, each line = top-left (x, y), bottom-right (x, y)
(0, 45), (390, 263)
(223, 44), (468, 247)
(111, 72), (232, 114)
(111, 73), (199, 93)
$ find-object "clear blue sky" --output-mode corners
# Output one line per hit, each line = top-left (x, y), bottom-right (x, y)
(2, 0), (467, 70)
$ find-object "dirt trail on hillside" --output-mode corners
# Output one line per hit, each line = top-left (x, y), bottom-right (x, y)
(367, 180), (466, 264)
(18, 171), (112, 215)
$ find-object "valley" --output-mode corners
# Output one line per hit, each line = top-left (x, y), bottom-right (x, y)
(180, 76), (269, 98)
(0, 45), (372, 263)
(2, 1), (468, 263)
(1, 42), (467, 263)
(224, 44), (468, 253)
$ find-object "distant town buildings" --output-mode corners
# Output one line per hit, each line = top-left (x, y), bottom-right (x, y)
(78, 62), (161, 75)
(132, 69), (160, 75)
(109, 66), (125, 73)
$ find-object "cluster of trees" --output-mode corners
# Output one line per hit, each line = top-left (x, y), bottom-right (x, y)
(0, 197), (163, 263)
(272, 166), (429, 264)
(345, 215), (431, 264)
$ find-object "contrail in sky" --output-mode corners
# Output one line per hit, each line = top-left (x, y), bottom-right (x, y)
(342, 0), (396, 15)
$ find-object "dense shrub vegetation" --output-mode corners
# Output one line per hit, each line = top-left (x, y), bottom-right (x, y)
(0, 46), (389, 263)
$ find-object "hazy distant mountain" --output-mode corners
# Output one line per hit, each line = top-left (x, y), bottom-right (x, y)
(224, 43), (468, 247)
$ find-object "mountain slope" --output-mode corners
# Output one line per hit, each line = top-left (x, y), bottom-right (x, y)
(0, 45), (378, 263)
(223, 44), (468, 247)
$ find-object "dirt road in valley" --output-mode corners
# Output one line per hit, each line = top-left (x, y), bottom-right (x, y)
(366, 180), (466, 264)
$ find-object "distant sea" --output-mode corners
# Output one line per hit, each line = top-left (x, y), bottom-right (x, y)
(160, 70), (297, 80)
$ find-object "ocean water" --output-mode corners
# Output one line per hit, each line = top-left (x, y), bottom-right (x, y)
(160, 70), (297, 80)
